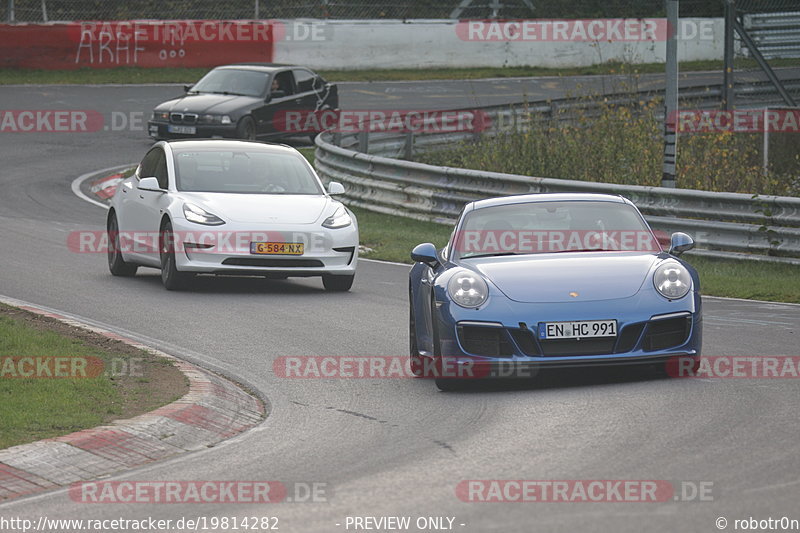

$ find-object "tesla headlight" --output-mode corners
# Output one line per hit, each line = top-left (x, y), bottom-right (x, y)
(322, 206), (352, 229)
(152, 111), (169, 121)
(183, 203), (225, 226)
(448, 270), (489, 308)
(654, 261), (692, 299)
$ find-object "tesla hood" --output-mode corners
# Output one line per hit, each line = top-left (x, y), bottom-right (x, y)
(179, 193), (330, 225)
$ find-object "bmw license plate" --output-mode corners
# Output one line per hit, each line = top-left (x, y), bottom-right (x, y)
(168, 125), (196, 134)
(250, 242), (304, 255)
(538, 320), (617, 340)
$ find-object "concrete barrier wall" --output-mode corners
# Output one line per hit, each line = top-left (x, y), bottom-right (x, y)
(0, 18), (724, 70)
(274, 18), (725, 70)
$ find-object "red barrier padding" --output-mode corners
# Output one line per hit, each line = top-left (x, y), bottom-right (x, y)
(0, 21), (282, 69)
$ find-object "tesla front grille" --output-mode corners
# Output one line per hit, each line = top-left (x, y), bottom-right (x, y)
(221, 258), (325, 268)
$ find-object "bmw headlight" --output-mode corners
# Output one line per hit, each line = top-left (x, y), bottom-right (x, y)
(653, 261), (692, 299)
(322, 206), (352, 229)
(152, 111), (169, 121)
(448, 270), (489, 308)
(183, 203), (225, 226)
(198, 114), (232, 125)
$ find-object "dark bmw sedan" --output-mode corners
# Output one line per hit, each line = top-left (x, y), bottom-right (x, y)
(147, 63), (338, 142)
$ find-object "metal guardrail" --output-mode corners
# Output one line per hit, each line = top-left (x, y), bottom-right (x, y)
(314, 83), (800, 265)
(743, 11), (800, 59)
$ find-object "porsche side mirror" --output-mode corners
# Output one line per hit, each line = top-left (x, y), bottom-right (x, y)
(669, 232), (695, 256)
(411, 243), (439, 267)
(328, 182), (345, 195)
(270, 90), (286, 99)
(183, 84), (193, 92)
(137, 177), (164, 192)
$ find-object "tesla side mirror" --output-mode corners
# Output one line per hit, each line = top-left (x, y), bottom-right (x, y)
(328, 182), (345, 195)
(411, 243), (439, 267)
(669, 232), (695, 256)
(137, 177), (164, 192)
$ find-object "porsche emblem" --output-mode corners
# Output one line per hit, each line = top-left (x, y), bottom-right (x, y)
(569, 292), (579, 298)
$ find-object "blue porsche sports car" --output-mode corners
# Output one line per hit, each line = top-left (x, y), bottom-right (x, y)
(409, 193), (702, 391)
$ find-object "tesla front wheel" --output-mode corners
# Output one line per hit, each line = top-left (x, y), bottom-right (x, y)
(160, 221), (194, 291)
(107, 213), (138, 277)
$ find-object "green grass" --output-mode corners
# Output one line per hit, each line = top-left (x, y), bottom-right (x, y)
(684, 256), (800, 303)
(0, 312), (120, 449)
(1, 59), (797, 85)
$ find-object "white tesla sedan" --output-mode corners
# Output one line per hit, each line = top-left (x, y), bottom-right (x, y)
(107, 139), (358, 291)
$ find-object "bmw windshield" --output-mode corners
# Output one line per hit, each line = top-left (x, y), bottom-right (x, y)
(189, 69), (267, 97)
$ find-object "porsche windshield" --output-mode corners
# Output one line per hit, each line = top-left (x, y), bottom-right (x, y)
(190, 69), (267, 97)
(454, 200), (658, 259)
(173, 149), (324, 195)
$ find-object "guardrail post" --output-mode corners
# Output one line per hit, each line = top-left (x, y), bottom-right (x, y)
(7, 0), (14, 22)
(332, 131), (342, 147)
(404, 131), (414, 159)
(358, 129), (369, 153)
(661, 0), (678, 188)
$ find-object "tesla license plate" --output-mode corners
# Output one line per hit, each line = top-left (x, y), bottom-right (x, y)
(168, 125), (196, 134)
(538, 320), (617, 340)
(250, 242), (304, 255)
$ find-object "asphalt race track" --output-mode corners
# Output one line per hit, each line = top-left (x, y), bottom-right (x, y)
(0, 77), (799, 533)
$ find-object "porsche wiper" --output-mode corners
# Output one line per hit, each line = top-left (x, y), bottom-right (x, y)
(462, 252), (520, 259)
(547, 248), (617, 253)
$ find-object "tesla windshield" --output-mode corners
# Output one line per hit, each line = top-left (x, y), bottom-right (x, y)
(189, 69), (267, 97)
(173, 149), (324, 195)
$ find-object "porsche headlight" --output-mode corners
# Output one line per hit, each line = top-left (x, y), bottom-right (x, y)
(322, 206), (352, 229)
(654, 261), (692, 299)
(183, 203), (225, 226)
(448, 270), (489, 308)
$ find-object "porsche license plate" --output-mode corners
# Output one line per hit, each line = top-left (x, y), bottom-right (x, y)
(168, 125), (196, 134)
(250, 242), (304, 255)
(538, 320), (617, 340)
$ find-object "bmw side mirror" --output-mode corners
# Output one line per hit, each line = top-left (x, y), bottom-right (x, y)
(328, 182), (345, 195)
(137, 177), (164, 192)
(411, 243), (439, 267)
(669, 232), (695, 256)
